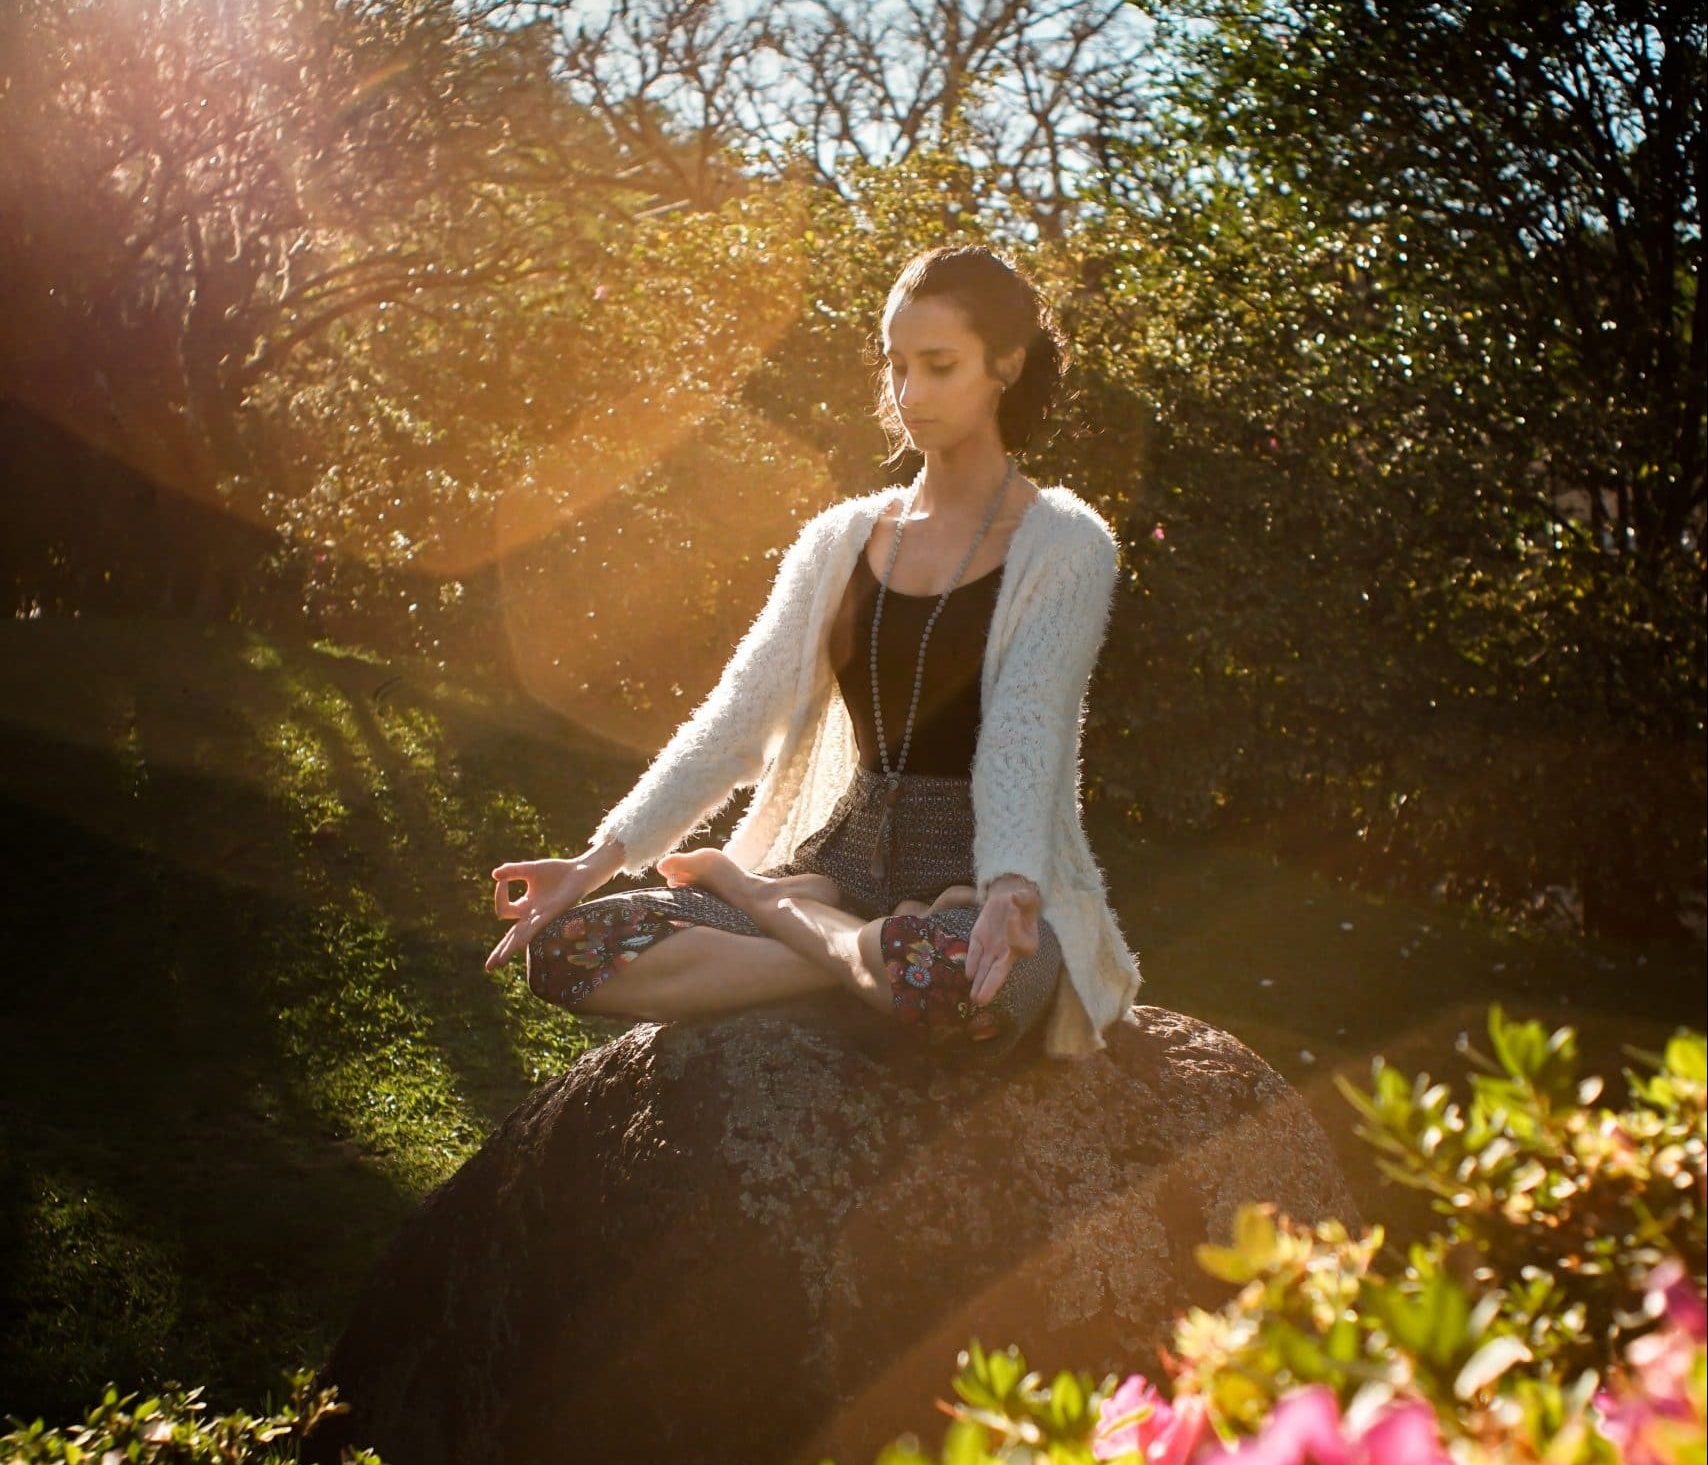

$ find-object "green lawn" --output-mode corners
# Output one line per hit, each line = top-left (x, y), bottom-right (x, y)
(0, 614), (1700, 1431)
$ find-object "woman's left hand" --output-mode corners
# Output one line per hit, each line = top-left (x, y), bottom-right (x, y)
(966, 876), (1041, 1008)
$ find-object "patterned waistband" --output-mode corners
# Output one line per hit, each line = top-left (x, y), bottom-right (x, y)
(845, 763), (973, 805)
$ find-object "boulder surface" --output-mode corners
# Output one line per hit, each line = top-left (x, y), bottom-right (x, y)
(307, 1000), (1357, 1465)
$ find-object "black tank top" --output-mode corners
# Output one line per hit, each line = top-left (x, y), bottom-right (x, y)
(828, 548), (1003, 777)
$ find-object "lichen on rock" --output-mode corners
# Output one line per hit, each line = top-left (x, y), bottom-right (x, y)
(308, 1000), (1358, 1465)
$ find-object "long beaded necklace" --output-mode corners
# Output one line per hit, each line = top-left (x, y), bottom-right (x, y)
(866, 456), (1016, 883)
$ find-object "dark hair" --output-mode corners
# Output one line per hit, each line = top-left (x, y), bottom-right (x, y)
(869, 244), (1069, 466)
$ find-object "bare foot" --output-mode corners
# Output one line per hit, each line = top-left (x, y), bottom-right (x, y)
(886, 885), (978, 920)
(658, 848), (842, 914)
(658, 854), (885, 1012)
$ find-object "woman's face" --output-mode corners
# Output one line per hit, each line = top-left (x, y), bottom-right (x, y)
(882, 294), (1022, 454)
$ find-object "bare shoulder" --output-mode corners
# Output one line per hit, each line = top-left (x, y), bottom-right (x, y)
(1002, 472), (1046, 529)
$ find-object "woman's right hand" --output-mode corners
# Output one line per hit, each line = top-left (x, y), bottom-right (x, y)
(485, 858), (598, 973)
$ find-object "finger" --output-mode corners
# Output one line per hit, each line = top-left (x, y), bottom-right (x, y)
(487, 906), (546, 970)
(494, 879), (522, 919)
(492, 911), (544, 971)
(972, 945), (1009, 1006)
(1007, 908), (1037, 957)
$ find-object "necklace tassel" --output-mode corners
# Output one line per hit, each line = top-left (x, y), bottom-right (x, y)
(869, 778), (900, 881)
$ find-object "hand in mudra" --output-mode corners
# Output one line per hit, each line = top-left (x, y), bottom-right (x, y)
(485, 859), (597, 973)
(965, 878), (1041, 1009)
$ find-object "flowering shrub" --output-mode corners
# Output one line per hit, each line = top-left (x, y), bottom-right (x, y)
(870, 1008), (1706, 1465)
(1594, 1260), (1707, 1465)
(1092, 1373), (1207, 1465)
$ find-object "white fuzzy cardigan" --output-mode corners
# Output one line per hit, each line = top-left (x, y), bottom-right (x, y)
(589, 483), (1143, 1059)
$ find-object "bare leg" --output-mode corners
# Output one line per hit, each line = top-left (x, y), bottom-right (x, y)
(760, 882), (983, 1014)
(568, 923), (842, 1022)
(658, 849), (977, 1017)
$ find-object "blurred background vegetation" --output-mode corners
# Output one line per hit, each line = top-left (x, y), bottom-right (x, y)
(0, 0), (1702, 1435)
(4, 0), (1701, 934)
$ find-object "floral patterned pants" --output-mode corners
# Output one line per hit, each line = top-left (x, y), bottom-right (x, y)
(528, 766), (1065, 1058)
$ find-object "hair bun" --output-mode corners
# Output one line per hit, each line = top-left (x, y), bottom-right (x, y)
(872, 245), (1069, 464)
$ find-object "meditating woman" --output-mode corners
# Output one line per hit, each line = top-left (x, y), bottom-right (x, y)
(485, 244), (1142, 1060)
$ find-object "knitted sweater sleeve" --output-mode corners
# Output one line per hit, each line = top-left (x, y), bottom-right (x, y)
(972, 516), (1120, 905)
(588, 510), (832, 874)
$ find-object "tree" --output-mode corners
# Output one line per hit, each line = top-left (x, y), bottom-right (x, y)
(0, 0), (627, 615)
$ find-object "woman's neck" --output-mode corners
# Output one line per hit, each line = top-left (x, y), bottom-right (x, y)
(910, 439), (1013, 521)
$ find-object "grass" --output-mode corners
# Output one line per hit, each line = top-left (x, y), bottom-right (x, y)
(0, 612), (1701, 1431)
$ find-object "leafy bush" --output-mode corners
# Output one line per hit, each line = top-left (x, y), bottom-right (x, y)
(0, 1369), (381, 1464)
(864, 1007), (1707, 1465)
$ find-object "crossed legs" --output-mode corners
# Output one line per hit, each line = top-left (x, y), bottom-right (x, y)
(546, 850), (979, 1026)
(655, 848), (978, 1017)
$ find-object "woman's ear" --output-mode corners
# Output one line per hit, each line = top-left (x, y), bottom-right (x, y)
(996, 345), (1026, 390)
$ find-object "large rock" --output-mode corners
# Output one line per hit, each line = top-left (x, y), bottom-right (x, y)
(307, 1001), (1357, 1465)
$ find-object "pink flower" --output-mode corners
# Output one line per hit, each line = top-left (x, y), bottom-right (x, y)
(1197, 1387), (1451, 1465)
(1649, 1257), (1707, 1343)
(1151, 524), (1166, 541)
(1093, 1375), (1209, 1465)
(1594, 1259), (1708, 1465)
(1198, 1386), (1352, 1465)
(1595, 1387), (1699, 1465)
(1355, 1402), (1456, 1465)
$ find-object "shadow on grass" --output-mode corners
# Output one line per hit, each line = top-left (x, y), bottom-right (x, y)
(0, 616), (627, 1425)
(0, 780), (416, 1419)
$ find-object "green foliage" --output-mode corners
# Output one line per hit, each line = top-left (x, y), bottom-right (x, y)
(1165, 1009), (1704, 1436)
(869, 1341), (1114, 1465)
(1165, 1209), (1630, 1464)
(0, 1369), (383, 1463)
(1075, 0), (1705, 936)
(870, 1008), (1704, 1465)
(1335, 1007), (1707, 1370)
(0, 618), (607, 1418)
(6, 0), (1701, 928)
